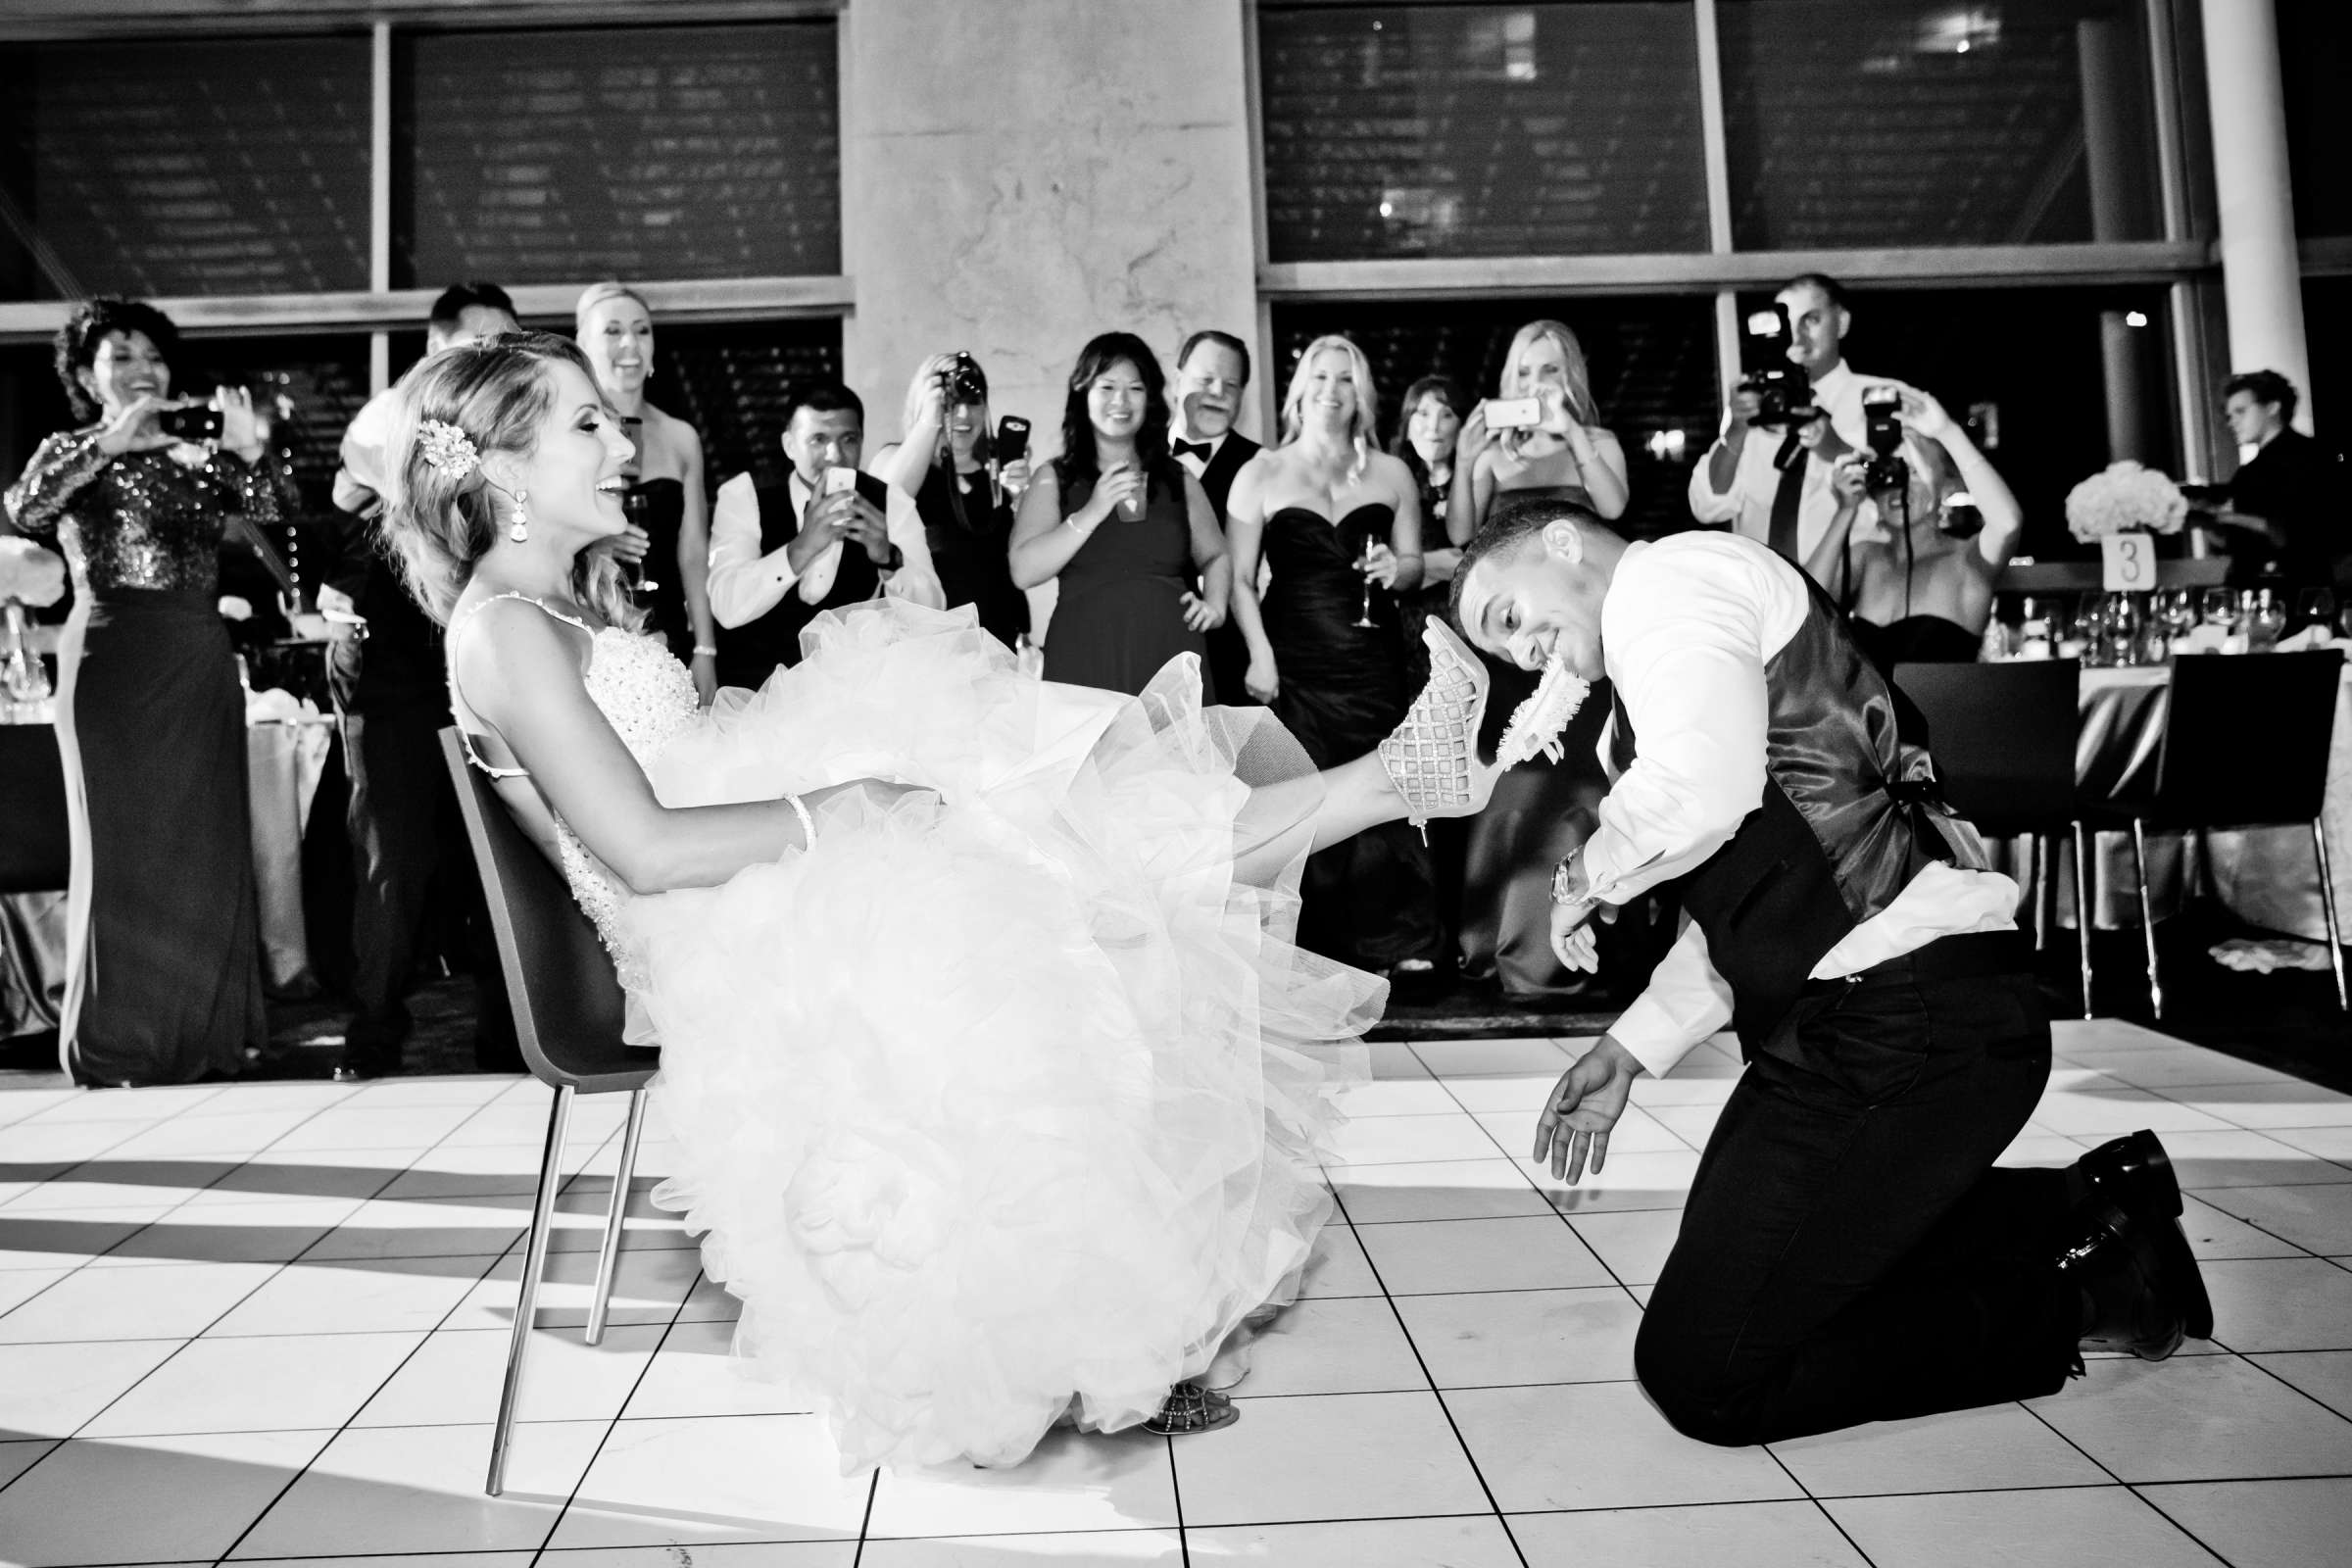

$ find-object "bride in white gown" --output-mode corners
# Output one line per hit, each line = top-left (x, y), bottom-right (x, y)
(382, 335), (1504, 1473)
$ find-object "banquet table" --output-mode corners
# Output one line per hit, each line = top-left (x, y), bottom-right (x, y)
(0, 700), (336, 1039)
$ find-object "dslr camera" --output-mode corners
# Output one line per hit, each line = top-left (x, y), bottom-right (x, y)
(1739, 307), (1820, 429)
(942, 351), (987, 408)
(1861, 384), (1909, 495)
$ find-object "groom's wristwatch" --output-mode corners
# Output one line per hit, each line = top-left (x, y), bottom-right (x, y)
(1550, 857), (1599, 925)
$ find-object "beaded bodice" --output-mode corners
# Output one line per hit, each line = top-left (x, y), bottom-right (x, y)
(4, 427), (298, 596)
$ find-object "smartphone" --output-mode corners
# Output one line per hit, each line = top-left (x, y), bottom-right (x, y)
(1485, 396), (1543, 431)
(158, 405), (224, 442)
(996, 416), (1032, 464)
(823, 466), (858, 496)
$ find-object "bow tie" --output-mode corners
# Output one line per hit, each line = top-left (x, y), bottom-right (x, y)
(1172, 438), (1216, 462)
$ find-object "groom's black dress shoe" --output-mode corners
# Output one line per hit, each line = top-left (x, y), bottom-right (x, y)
(2063, 1201), (2213, 1359)
(2074, 1129), (2182, 1225)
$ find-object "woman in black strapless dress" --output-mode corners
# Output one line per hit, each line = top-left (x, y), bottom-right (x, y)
(577, 282), (718, 704)
(1227, 335), (1440, 971)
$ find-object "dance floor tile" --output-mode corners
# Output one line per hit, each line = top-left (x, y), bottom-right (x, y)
(271, 1103), (495, 1152)
(1826, 1485), (2217, 1568)
(1294, 1223), (1381, 1299)
(1442, 1074), (1562, 1114)
(80, 1329), (423, 1438)
(2200, 1182), (2352, 1255)
(0, 1264), (67, 1315)
(97, 1198), (363, 1266)
(1998, 1132), (2092, 1167)
(0, 1089), (88, 1125)
(446, 1099), (628, 1148)
(2159, 1083), (2352, 1130)
(297, 1196), (536, 1261)
(2200, 1257), (2352, 1352)
(2246, 1349), (2352, 1419)
(380, 1144), (586, 1200)
(207, 1253), (499, 1337)
(0, 1156), (236, 1211)
(2179, 1194), (2314, 1260)
(2137, 1129), (2352, 1191)
(1358, 1042), (1433, 1080)
(551, 1415), (870, 1546)
(859, 1533), (1177, 1565)
(200, 1145), (420, 1203)
(18, 1084), (224, 1123)
(1228, 1294), (1424, 1398)
(0, 1337), (181, 1436)
(1394, 1286), (1641, 1389)
(0, 1259), (276, 1344)
(2028, 1079), (2234, 1138)
(179, 1082), (361, 1116)
(1474, 1105), (1686, 1156)
(2137, 1476), (2352, 1568)
(863, 1426), (1174, 1541)
(1329, 1157), (1552, 1224)
(1643, 1103), (1725, 1152)
(1536, 1149), (1703, 1214)
(548, 1547), (852, 1568)
(0, 1204), (179, 1267)
(2029, 1354), (2352, 1482)
(1565, 1206), (1686, 1288)
(1769, 1403), (2110, 1497)
(1170, 1390), (1488, 1526)
(621, 1315), (813, 1419)
(1328, 1112), (1501, 1167)
(229, 1420), (608, 1557)
(1185, 1515), (1520, 1567)
(677, 1270), (743, 1323)
(355, 1323), (661, 1428)
(2062, 1047), (2304, 1092)
(104, 1108), (320, 1157)
(341, 1075), (516, 1108)
(256, 1556), (538, 1568)
(0, 1436), (56, 1488)
(1447, 1382), (1800, 1512)
(1409, 1038), (1570, 1076)
(1333, 1076), (1462, 1117)
(1354, 1214), (1612, 1296)
(0, 1427), (330, 1566)
(1508, 1499), (1868, 1568)
(446, 1243), (702, 1332)
(0, 1119), (155, 1163)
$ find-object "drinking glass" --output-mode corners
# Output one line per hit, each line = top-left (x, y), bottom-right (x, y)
(2248, 588), (2287, 650)
(618, 416), (657, 597)
(2296, 587), (2337, 635)
(2200, 586), (2240, 631)
(1351, 543), (1379, 628)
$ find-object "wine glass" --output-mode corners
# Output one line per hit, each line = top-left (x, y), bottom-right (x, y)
(2248, 587), (2287, 650)
(2296, 587), (2336, 636)
(617, 416), (658, 597)
(2199, 586), (2240, 632)
(1350, 540), (1379, 629)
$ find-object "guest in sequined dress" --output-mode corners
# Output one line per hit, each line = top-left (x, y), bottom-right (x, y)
(1, 300), (292, 1086)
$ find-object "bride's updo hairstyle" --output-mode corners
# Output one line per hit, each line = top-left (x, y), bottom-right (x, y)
(382, 330), (643, 630)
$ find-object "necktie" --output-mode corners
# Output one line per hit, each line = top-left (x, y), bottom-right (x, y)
(1172, 438), (1214, 463)
(1767, 453), (1807, 564)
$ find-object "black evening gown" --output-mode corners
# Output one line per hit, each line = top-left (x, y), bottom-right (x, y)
(1042, 460), (1214, 701)
(1261, 504), (1440, 969)
(5, 429), (280, 1085)
(623, 477), (694, 660)
(915, 463), (1030, 648)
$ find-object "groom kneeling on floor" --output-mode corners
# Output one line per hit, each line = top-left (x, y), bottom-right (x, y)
(1451, 496), (2212, 1446)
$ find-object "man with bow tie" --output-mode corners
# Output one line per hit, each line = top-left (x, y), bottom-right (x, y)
(1169, 329), (1261, 704)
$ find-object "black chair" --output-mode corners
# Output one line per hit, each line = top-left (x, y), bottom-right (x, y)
(0, 723), (71, 894)
(440, 730), (658, 1496)
(2099, 651), (2348, 1019)
(1894, 660), (2090, 1015)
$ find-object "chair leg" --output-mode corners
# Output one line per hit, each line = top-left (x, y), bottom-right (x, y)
(2073, 822), (2097, 1020)
(2131, 818), (2163, 1021)
(487, 1083), (571, 1498)
(2314, 821), (2350, 1013)
(585, 1088), (648, 1348)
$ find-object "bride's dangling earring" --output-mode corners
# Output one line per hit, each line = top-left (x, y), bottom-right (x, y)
(508, 489), (530, 544)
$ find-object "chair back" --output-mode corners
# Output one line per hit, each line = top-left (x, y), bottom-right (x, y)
(2149, 651), (2344, 828)
(0, 723), (71, 894)
(440, 730), (653, 1095)
(1893, 660), (2082, 836)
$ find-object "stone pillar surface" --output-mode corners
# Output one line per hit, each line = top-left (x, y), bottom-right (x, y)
(2199, 0), (2315, 433)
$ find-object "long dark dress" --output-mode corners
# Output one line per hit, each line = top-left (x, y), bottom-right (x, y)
(1042, 459), (1213, 701)
(623, 477), (693, 660)
(1261, 504), (1439, 968)
(914, 463), (1029, 648)
(5, 429), (281, 1085)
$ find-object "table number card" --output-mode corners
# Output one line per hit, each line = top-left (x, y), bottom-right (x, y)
(2100, 532), (2156, 592)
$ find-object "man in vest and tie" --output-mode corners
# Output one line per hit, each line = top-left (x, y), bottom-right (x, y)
(707, 379), (945, 690)
(1452, 497), (2212, 1447)
(1169, 329), (1262, 704)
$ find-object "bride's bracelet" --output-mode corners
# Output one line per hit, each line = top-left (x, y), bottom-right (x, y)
(784, 792), (817, 852)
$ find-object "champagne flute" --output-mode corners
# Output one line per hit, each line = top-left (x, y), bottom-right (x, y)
(1351, 538), (1379, 629)
(618, 416), (658, 597)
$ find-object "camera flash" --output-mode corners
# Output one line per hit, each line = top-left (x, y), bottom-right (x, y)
(2125, 311), (2149, 328)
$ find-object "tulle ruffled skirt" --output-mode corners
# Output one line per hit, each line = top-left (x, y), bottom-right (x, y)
(615, 603), (1381, 1472)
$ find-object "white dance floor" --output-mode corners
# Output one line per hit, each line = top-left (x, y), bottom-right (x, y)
(2, 1019), (2349, 1567)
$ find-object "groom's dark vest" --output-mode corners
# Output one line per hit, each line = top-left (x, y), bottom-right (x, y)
(714, 470), (892, 690)
(1609, 560), (1978, 1052)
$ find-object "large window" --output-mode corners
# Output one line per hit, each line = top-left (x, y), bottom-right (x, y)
(2279, 0), (2352, 239)
(1259, 2), (1711, 262)
(0, 37), (373, 301)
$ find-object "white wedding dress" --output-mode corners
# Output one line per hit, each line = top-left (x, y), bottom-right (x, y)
(457, 596), (1379, 1473)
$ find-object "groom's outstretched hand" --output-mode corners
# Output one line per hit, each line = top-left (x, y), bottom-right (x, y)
(1533, 1034), (1643, 1186)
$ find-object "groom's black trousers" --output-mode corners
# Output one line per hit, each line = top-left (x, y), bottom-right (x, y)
(1633, 931), (2082, 1446)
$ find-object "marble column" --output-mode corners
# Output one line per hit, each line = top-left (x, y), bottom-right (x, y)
(2199, 0), (2315, 433)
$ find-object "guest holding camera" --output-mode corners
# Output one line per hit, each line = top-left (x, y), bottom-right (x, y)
(1225, 334), (1437, 971)
(1170, 329), (1262, 704)
(576, 281), (719, 705)
(872, 352), (1031, 648)
(1011, 332), (1230, 699)
(320, 282), (520, 1078)
(1818, 387), (2025, 666)
(706, 379), (944, 692)
(2198, 370), (2342, 588)
(1688, 273), (1883, 580)
(2, 299), (295, 1086)
(1449, 320), (1629, 543)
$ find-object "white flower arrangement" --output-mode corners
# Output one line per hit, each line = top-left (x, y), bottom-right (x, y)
(0, 536), (67, 609)
(2065, 460), (2187, 542)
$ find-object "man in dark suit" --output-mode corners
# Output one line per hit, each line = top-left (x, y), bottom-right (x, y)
(1169, 329), (1261, 703)
(706, 379), (944, 692)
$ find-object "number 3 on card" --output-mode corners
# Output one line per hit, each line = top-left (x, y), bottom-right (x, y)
(2101, 533), (2154, 592)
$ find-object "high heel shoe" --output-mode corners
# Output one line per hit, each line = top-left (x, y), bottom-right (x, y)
(1378, 619), (1493, 835)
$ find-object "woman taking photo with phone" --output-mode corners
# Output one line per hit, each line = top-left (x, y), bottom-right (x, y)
(1447, 318), (1629, 544)
(1011, 332), (1231, 697)
(873, 352), (1032, 649)
(575, 281), (719, 705)
(2, 299), (296, 1086)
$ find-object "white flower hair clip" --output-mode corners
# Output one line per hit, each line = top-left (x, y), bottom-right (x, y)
(417, 418), (480, 482)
